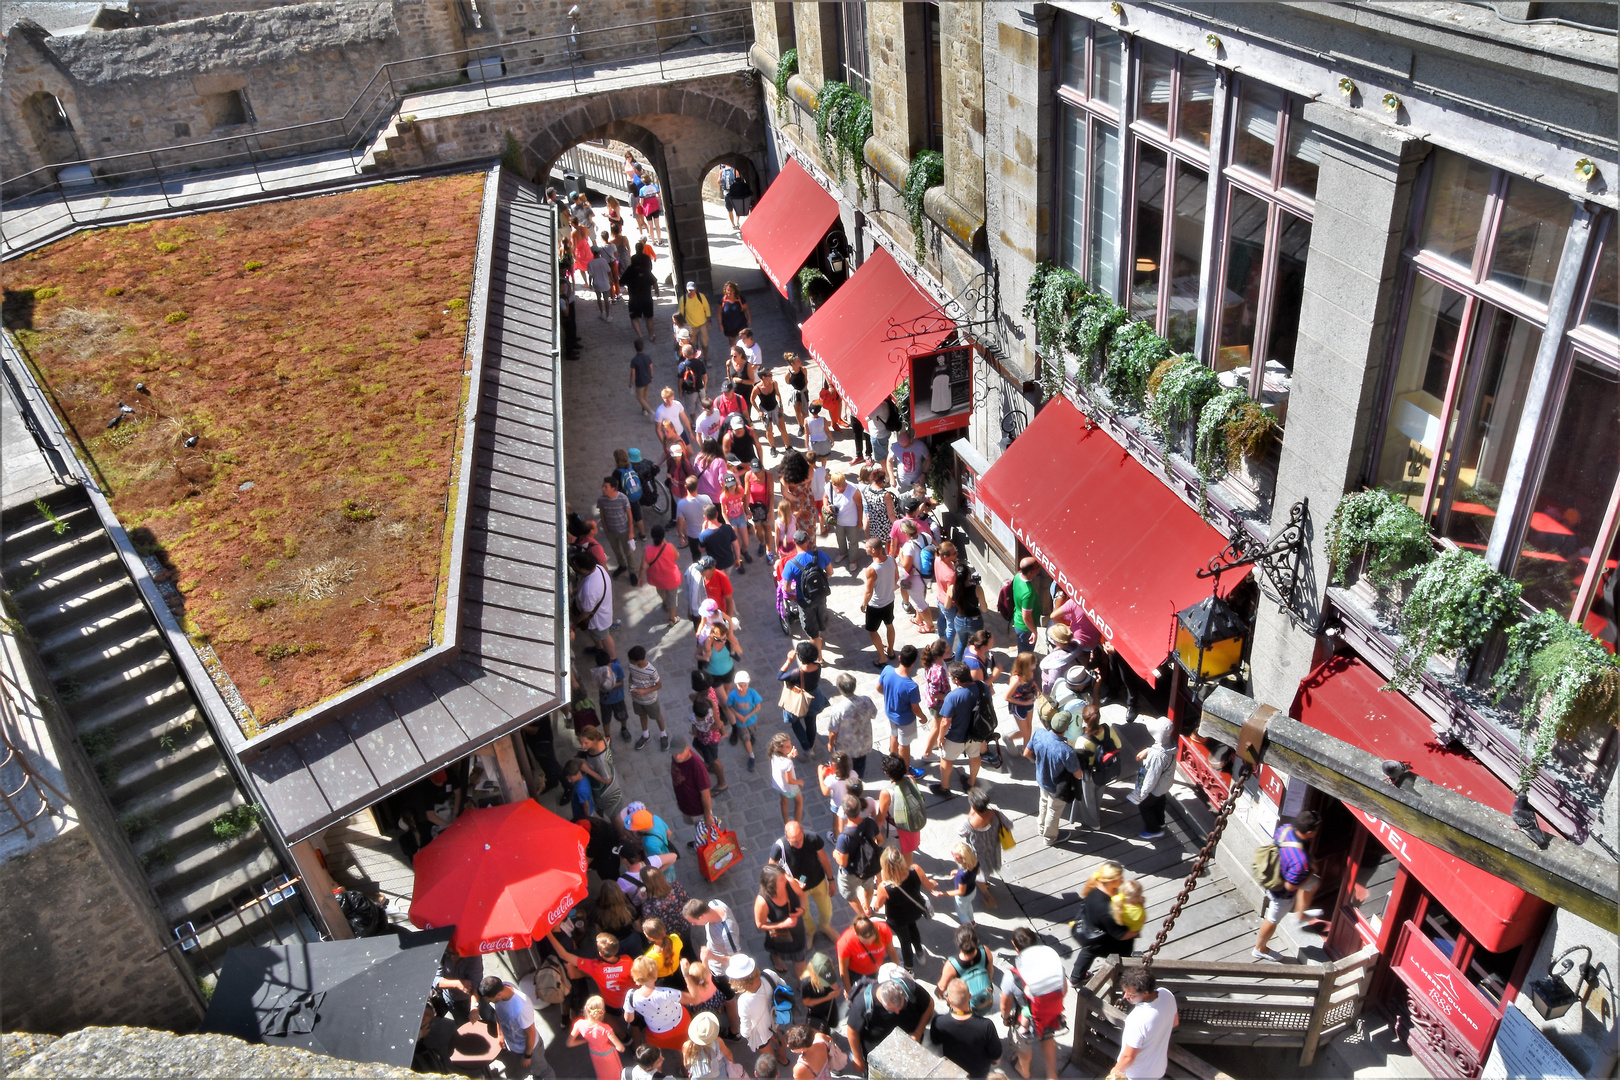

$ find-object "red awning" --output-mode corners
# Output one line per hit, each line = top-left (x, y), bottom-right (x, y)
(1292, 655), (1551, 953)
(974, 396), (1247, 682)
(799, 247), (955, 422)
(739, 158), (842, 297)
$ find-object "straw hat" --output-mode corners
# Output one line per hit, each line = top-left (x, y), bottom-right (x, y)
(688, 1012), (719, 1047)
(1048, 623), (1074, 646)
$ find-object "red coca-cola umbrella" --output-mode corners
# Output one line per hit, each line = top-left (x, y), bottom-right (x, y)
(409, 799), (589, 957)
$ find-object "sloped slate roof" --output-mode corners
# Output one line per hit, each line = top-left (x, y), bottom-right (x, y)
(243, 174), (566, 843)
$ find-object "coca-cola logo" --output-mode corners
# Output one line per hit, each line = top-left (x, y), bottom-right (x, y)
(546, 892), (577, 926)
(478, 936), (516, 954)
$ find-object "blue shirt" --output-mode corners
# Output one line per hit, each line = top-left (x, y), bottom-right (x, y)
(879, 666), (921, 726)
(940, 684), (979, 744)
(727, 686), (762, 724)
(1029, 727), (1080, 793)
(1275, 823), (1310, 891)
(568, 776), (595, 820)
(782, 550), (832, 596)
(601, 659), (626, 705)
(641, 815), (675, 856)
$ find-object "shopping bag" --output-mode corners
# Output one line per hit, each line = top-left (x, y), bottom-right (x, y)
(778, 683), (810, 718)
(698, 828), (742, 882)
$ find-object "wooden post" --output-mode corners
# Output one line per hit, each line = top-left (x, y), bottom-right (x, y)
(1298, 959), (1338, 1067)
(487, 735), (530, 804)
(1199, 688), (1620, 931)
(290, 839), (354, 940)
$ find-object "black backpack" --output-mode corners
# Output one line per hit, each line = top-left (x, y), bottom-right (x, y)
(1088, 726), (1123, 785)
(798, 555), (829, 603)
(847, 821), (882, 879)
(968, 682), (998, 742)
(679, 361), (701, 393)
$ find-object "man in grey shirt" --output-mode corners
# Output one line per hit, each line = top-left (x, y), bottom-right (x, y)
(597, 476), (638, 585)
(823, 672), (877, 778)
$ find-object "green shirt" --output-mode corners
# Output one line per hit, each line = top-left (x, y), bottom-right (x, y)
(1011, 574), (1040, 633)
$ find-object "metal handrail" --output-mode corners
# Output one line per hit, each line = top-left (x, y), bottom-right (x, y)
(145, 873), (314, 981)
(1, 6), (751, 196)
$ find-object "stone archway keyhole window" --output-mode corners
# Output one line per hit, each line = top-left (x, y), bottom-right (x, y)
(24, 90), (82, 166)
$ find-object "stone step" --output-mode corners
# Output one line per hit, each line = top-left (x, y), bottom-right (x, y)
(0, 500), (103, 571)
(53, 643), (179, 719)
(77, 677), (196, 749)
(0, 517), (111, 586)
(47, 620), (165, 685)
(111, 749), (236, 822)
(155, 843), (283, 928)
(104, 721), (222, 808)
(19, 575), (143, 639)
(33, 596), (151, 665)
(5, 545), (125, 612)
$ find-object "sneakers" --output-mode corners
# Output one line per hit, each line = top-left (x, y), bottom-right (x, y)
(619, 725), (632, 740)
(929, 783), (952, 797)
(611, 567), (626, 579)
(634, 733), (651, 750)
(1138, 830), (1166, 840)
(1251, 948), (1279, 962)
(659, 733), (670, 751)
(747, 756), (756, 772)
(908, 766), (927, 780)
(736, 564), (747, 575)
(742, 552), (753, 564)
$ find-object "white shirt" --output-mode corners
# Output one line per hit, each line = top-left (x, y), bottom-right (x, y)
(1121, 989), (1177, 1079)
(738, 973), (780, 1050)
(831, 485), (860, 527)
(806, 415), (828, 443)
(695, 409), (723, 440)
(627, 985), (685, 1034)
(491, 982), (536, 1054)
(655, 400), (687, 429)
(891, 439), (929, 485)
(577, 564), (612, 631)
(745, 340), (763, 371)
(771, 755), (797, 797)
(700, 900), (742, 976)
(810, 465), (828, 501)
(677, 494), (714, 540)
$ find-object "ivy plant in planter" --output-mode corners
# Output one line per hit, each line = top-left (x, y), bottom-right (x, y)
(796, 267), (831, 309)
(1101, 319), (1169, 409)
(773, 48), (799, 125)
(1221, 399), (1279, 473)
(1146, 354), (1222, 441)
(1390, 548), (1522, 690)
(1021, 263), (1088, 399)
(1492, 610), (1620, 793)
(1325, 489), (1433, 589)
(903, 150), (944, 260)
(1065, 294), (1128, 383)
(814, 81), (874, 199)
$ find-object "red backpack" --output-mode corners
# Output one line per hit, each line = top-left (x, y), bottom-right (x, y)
(996, 578), (1016, 622)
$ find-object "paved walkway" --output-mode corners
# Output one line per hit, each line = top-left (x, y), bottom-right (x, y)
(543, 196), (1265, 1077)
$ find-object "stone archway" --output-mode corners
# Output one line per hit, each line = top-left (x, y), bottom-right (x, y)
(519, 73), (766, 296)
(21, 90), (82, 169)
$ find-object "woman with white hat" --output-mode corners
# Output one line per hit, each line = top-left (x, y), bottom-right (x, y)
(681, 1007), (739, 1079)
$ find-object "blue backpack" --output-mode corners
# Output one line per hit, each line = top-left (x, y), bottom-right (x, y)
(618, 466), (643, 504)
(917, 543), (936, 579)
(765, 970), (794, 1026)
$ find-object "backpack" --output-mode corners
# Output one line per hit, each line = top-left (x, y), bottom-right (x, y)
(797, 555), (829, 603)
(337, 888), (389, 937)
(532, 957), (569, 1006)
(847, 821), (882, 880)
(1252, 842), (1285, 891)
(679, 361), (701, 394)
(968, 682), (998, 743)
(917, 543), (936, 579)
(617, 465), (643, 504)
(1088, 726), (1122, 785)
(720, 165), (737, 189)
(763, 969), (795, 1027)
(1012, 944), (1067, 1032)
(891, 775), (927, 833)
(954, 947), (995, 1016)
(996, 578), (1015, 621)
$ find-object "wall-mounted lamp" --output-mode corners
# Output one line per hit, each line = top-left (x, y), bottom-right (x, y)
(1109, 2), (1125, 17)
(825, 232), (846, 275)
(1528, 945), (1611, 1022)
(1338, 77), (1357, 99)
(1174, 595), (1248, 684)
(1205, 33), (1222, 51)
(1381, 92), (1402, 114)
(1575, 158), (1597, 181)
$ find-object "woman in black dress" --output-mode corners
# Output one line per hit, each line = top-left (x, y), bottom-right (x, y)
(755, 862), (810, 980)
(873, 843), (935, 972)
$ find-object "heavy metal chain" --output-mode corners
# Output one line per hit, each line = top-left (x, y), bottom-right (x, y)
(1140, 762), (1252, 974)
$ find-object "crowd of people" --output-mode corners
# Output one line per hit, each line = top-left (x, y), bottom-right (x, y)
(510, 177), (1191, 1080)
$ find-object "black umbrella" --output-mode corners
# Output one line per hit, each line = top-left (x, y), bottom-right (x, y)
(200, 926), (453, 1068)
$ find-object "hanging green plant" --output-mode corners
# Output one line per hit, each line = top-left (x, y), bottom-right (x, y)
(1221, 399), (1279, 473)
(498, 131), (525, 176)
(1066, 295), (1127, 382)
(1492, 610), (1620, 792)
(1193, 386), (1247, 476)
(1101, 320), (1170, 410)
(774, 48), (799, 125)
(1146, 354), (1222, 438)
(814, 81), (874, 199)
(1391, 548), (1522, 690)
(1325, 489), (1434, 588)
(903, 151), (944, 260)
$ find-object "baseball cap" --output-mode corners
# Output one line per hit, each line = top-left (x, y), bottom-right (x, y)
(630, 808), (654, 832)
(723, 474), (738, 487)
(697, 556), (716, 570)
(735, 671), (751, 685)
(793, 530), (809, 546)
(700, 598), (719, 616)
(669, 444), (684, 457)
(726, 955), (756, 980)
(626, 447), (642, 463)
(685, 280), (697, 291)
(729, 414), (745, 428)
(669, 734), (691, 753)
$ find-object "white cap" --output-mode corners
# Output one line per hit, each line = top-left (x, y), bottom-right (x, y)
(686, 280), (697, 290)
(735, 671), (751, 685)
(726, 954), (756, 980)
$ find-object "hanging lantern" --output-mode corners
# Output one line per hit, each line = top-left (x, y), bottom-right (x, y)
(1174, 595), (1247, 682)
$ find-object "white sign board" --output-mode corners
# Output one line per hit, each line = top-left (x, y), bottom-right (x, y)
(1481, 1003), (1581, 1080)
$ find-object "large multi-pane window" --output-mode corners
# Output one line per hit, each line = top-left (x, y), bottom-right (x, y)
(1217, 81), (1319, 403)
(1128, 42), (1216, 353)
(1055, 18), (1123, 294)
(1372, 150), (1620, 634)
(1053, 16), (1316, 420)
(831, 2), (870, 97)
(920, 1), (943, 155)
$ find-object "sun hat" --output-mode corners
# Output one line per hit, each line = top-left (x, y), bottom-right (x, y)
(626, 447), (642, 462)
(1065, 665), (1095, 692)
(1048, 623), (1074, 646)
(688, 1012), (719, 1047)
(735, 671), (751, 685)
(669, 443), (684, 457)
(726, 954), (756, 980)
(700, 599), (719, 616)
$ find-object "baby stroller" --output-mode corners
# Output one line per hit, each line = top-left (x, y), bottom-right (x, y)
(773, 547), (804, 638)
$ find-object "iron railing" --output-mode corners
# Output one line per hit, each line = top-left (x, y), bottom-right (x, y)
(148, 873), (320, 983)
(0, 5), (751, 252)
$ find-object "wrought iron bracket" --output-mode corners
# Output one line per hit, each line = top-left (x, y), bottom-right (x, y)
(1198, 498), (1309, 610)
(881, 264), (1002, 351)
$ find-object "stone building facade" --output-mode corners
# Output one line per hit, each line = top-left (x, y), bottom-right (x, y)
(746, 3), (1617, 1076)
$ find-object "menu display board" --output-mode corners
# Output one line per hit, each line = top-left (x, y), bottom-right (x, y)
(909, 344), (973, 436)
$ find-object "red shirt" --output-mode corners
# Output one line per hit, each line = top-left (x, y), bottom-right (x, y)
(643, 541), (682, 591)
(575, 955), (636, 1008)
(837, 923), (894, 978)
(705, 570), (734, 609)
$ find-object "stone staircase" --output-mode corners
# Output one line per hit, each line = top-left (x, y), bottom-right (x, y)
(357, 116), (419, 175)
(1, 486), (297, 966)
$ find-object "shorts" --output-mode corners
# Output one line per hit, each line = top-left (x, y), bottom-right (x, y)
(837, 870), (875, 902)
(761, 407), (780, 424)
(695, 738), (721, 765)
(632, 699), (663, 723)
(708, 668), (736, 688)
(864, 602), (894, 632)
(941, 738), (985, 761)
(629, 296), (654, 319)
(603, 700), (628, 723)
(890, 716), (916, 739)
(749, 503), (769, 523)
(647, 208), (663, 220)
(811, 439), (832, 457)
(628, 501), (644, 523)
(799, 601), (827, 638)
(897, 828), (920, 855)
(580, 623), (613, 646)
(727, 514), (748, 532)
(1009, 702), (1032, 721)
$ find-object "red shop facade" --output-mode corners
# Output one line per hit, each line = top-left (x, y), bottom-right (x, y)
(1183, 655), (1553, 1078)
